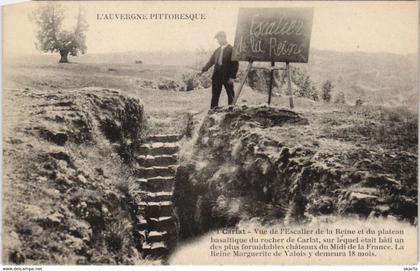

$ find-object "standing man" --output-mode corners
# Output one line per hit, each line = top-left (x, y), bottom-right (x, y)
(199, 31), (239, 109)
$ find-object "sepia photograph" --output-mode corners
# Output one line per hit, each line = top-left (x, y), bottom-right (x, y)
(1, 0), (418, 266)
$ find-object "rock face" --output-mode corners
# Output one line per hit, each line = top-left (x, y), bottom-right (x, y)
(173, 105), (417, 239)
(3, 88), (148, 264)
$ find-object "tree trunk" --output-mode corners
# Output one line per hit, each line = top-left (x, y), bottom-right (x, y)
(59, 50), (69, 63)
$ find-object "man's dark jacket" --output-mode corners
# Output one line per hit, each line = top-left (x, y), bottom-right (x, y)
(202, 44), (239, 82)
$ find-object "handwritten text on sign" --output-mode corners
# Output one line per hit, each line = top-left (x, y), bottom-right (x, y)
(232, 8), (314, 63)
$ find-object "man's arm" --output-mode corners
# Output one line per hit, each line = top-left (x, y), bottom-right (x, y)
(201, 51), (216, 73)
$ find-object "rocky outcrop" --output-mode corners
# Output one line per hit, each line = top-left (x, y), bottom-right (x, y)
(3, 88), (149, 264)
(173, 105), (417, 239)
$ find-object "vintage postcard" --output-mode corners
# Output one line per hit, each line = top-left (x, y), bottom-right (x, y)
(2, 0), (418, 266)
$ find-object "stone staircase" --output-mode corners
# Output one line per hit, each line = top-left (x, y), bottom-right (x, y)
(133, 134), (181, 258)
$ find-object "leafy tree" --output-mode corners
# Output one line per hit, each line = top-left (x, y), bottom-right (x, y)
(322, 80), (333, 102)
(31, 4), (88, 63)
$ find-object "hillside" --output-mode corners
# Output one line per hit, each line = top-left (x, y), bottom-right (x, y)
(90, 49), (418, 106)
(300, 50), (418, 106)
(8, 49), (417, 108)
(3, 55), (418, 265)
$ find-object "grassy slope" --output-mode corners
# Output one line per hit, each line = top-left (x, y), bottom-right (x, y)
(58, 49), (418, 107)
(5, 55), (417, 154)
(3, 55), (418, 264)
(5, 56), (305, 133)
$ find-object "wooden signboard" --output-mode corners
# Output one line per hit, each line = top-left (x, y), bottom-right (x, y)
(232, 7), (314, 108)
(232, 8), (314, 63)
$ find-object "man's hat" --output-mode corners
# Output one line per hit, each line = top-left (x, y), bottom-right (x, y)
(214, 31), (226, 39)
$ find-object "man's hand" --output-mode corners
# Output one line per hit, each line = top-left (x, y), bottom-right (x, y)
(228, 78), (235, 85)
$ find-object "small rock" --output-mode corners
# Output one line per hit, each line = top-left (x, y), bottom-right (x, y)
(57, 160), (69, 171)
(68, 219), (92, 241)
(349, 192), (377, 201)
(44, 188), (61, 197)
(23, 204), (44, 221)
(37, 176), (48, 183)
(349, 186), (380, 196)
(30, 224), (44, 235)
(101, 206), (109, 214)
(46, 211), (64, 225)
(77, 174), (88, 184)
(375, 204), (390, 214)
(54, 172), (73, 187)
(64, 234), (84, 251)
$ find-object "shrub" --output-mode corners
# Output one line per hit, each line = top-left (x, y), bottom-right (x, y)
(334, 91), (346, 104)
(355, 96), (364, 106)
(322, 80), (333, 102)
(182, 73), (201, 91)
(289, 67), (319, 101)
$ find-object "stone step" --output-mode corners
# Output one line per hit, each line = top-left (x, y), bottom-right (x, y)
(136, 154), (178, 167)
(134, 214), (175, 231)
(147, 230), (168, 242)
(137, 177), (174, 192)
(149, 216), (176, 231)
(136, 229), (168, 242)
(146, 134), (181, 143)
(138, 201), (173, 217)
(142, 241), (167, 251)
(135, 166), (176, 178)
(140, 191), (173, 201)
(138, 142), (179, 156)
(145, 208), (173, 218)
(138, 201), (172, 208)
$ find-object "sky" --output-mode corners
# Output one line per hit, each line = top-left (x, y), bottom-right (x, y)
(3, 1), (419, 56)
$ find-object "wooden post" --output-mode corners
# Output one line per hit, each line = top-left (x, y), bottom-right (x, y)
(233, 61), (253, 105)
(268, 61), (275, 105)
(286, 61), (294, 109)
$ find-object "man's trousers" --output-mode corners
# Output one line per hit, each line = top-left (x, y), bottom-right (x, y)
(211, 79), (235, 109)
